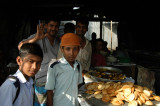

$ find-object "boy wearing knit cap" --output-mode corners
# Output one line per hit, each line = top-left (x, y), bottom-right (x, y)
(45, 33), (83, 106)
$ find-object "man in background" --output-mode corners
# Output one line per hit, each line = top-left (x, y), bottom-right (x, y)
(75, 19), (92, 74)
(64, 22), (75, 34)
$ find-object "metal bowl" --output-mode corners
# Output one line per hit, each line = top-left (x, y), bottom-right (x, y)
(89, 66), (126, 82)
(90, 66), (122, 74)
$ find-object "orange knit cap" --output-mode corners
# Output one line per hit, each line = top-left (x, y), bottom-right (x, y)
(60, 33), (80, 46)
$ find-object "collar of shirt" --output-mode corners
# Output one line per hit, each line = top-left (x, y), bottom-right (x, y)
(60, 57), (79, 71)
(46, 36), (59, 46)
(14, 70), (33, 86)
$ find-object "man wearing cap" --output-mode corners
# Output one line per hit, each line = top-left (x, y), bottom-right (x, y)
(45, 33), (83, 106)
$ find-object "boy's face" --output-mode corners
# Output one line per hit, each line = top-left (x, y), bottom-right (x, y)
(61, 45), (80, 65)
(16, 54), (42, 80)
(76, 22), (88, 37)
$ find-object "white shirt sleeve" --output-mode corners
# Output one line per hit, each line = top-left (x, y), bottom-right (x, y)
(45, 66), (56, 90)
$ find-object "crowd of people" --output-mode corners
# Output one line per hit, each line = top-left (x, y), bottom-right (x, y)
(0, 18), (112, 106)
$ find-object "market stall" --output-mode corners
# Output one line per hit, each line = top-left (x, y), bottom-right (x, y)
(78, 82), (160, 106)
(78, 66), (160, 106)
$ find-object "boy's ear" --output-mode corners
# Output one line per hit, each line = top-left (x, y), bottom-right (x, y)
(60, 46), (64, 53)
(16, 56), (22, 66)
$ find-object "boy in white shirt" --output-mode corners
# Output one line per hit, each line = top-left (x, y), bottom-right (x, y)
(45, 33), (83, 106)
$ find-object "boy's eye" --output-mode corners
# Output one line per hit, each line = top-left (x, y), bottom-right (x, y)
(29, 60), (34, 63)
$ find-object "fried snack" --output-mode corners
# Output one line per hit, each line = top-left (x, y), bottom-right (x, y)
(139, 94), (146, 104)
(116, 84), (131, 92)
(131, 87), (135, 93)
(110, 97), (123, 105)
(112, 83), (119, 89)
(86, 84), (96, 90)
(141, 93), (149, 101)
(110, 92), (117, 97)
(134, 85), (143, 92)
(143, 90), (151, 97)
(145, 100), (153, 105)
(116, 92), (124, 100)
(102, 95), (110, 102)
(117, 99), (124, 105)
(94, 94), (103, 99)
(149, 90), (153, 95)
(126, 93), (135, 102)
(104, 84), (110, 89)
(123, 87), (131, 97)
(85, 81), (159, 106)
(107, 85), (114, 90)
(153, 95), (160, 101)
(85, 90), (94, 94)
(102, 89), (107, 95)
(107, 88), (115, 94)
(97, 83), (105, 90)
(128, 100), (138, 106)
(149, 96), (154, 100)
(94, 90), (101, 94)
(137, 98), (143, 105)
(134, 91), (140, 100)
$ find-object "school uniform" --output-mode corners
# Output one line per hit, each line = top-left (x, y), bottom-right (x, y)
(0, 70), (34, 106)
(20, 34), (60, 106)
(45, 57), (83, 106)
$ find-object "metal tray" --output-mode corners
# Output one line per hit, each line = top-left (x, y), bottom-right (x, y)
(89, 66), (125, 82)
(90, 66), (122, 74)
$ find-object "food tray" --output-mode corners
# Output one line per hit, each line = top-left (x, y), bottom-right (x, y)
(88, 67), (126, 82)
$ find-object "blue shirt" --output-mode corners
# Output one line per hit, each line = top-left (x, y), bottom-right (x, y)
(45, 57), (83, 106)
(0, 70), (34, 106)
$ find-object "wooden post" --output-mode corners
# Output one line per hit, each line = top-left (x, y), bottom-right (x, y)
(100, 20), (102, 39)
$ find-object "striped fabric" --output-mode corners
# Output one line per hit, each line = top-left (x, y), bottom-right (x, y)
(34, 83), (47, 106)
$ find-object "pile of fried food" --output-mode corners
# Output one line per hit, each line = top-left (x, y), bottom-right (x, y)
(92, 71), (126, 80)
(85, 81), (160, 105)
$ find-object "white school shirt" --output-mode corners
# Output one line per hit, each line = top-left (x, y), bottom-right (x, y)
(0, 70), (34, 106)
(45, 57), (83, 106)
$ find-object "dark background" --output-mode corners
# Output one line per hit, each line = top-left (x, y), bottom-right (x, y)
(1, 0), (160, 94)
(0, 0), (160, 64)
